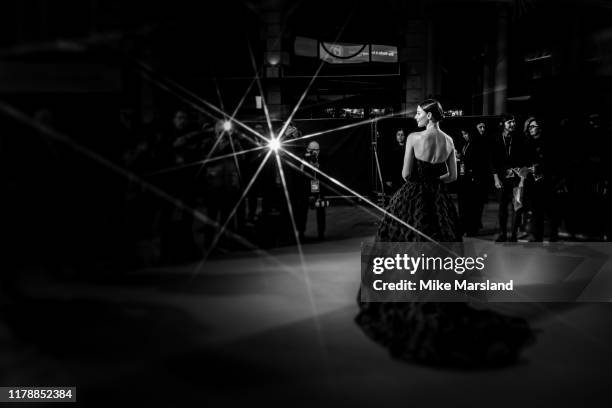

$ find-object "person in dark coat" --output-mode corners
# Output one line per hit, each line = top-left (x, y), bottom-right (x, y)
(456, 128), (492, 236)
(383, 129), (407, 195)
(491, 114), (531, 242)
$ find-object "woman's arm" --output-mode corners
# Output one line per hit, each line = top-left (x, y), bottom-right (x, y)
(401, 134), (414, 180)
(440, 147), (457, 183)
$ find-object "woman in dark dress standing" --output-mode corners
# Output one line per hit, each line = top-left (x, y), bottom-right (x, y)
(357, 99), (534, 368)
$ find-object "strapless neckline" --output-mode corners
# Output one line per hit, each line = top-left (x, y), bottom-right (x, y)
(413, 156), (449, 165)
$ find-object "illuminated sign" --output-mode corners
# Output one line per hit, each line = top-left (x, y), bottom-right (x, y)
(320, 42), (370, 63)
(295, 36), (398, 64)
(445, 110), (464, 117)
(371, 45), (398, 62)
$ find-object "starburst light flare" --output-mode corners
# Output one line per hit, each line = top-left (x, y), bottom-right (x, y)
(268, 137), (281, 152)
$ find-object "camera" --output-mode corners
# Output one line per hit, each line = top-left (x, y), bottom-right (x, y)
(304, 151), (319, 164)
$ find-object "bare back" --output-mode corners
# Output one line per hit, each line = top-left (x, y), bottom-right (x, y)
(412, 128), (454, 163)
(402, 127), (457, 183)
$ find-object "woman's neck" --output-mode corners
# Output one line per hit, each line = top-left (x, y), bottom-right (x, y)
(426, 121), (440, 131)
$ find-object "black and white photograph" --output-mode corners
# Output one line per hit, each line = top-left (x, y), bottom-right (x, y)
(2, 0), (612, 406)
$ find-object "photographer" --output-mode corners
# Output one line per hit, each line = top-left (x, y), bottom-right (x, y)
(294, 141), (327, 241)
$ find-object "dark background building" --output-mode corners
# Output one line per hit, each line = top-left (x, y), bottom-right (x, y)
(1, 0), (611, 120)
(1, 0), (611, 264)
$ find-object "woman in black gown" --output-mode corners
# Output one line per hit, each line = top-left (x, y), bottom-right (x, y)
(357, 99), (534, 368)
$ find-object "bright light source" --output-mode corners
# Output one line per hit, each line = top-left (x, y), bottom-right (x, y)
(268, 137), (281, 152)
(223, 121), (232, 131)
(266, 51), (281, 66)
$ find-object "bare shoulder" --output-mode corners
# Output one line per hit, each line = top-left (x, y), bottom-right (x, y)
(411, 130), (427, 142)
(440, 130), (455, 149)
(407, 130), (422, 140)
(404, 131), (420, 146)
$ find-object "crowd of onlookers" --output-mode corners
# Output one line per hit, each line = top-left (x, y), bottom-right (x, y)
(383, 113), (612, 242)
(120, 109), (330, 265)
(62, 108), (612, 269)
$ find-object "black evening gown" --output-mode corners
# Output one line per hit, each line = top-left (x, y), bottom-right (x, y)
(357, 157), (534, 368)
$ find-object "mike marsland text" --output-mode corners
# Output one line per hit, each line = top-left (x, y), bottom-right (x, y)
(372, 279), (514, 291)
